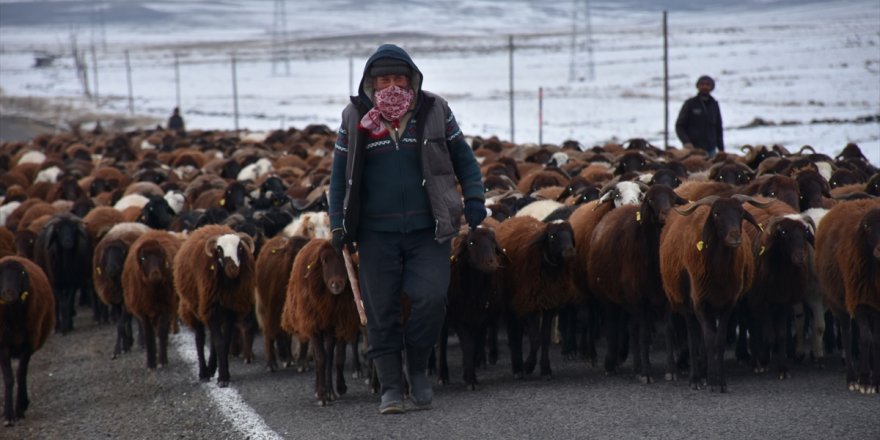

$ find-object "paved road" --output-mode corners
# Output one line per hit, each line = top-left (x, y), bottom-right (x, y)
(0, 116), (59, 142)
(12, 304), (878, 440)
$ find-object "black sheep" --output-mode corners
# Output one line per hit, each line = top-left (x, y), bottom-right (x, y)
(33, 213), (91, 334)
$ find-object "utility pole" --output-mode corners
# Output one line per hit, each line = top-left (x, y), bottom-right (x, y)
(569, 0), (596, 82)
(663, 11), (669, 149)
(272, 0), (290, 76)
(508, 35), (515, 143)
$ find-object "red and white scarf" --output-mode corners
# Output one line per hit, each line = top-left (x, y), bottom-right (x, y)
(359, 85), (414, 138)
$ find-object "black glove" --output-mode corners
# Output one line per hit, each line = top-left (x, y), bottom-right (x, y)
(463, 199), (487, 230)
(331, 228), (345, 254)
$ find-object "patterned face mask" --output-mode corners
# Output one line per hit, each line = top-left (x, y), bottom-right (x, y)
(360, 85), (414, 137)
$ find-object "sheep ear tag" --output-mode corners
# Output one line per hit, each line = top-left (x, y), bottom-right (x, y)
(219, 198), (226, 207)
(636, 211), (642, 222)
(20, 291), (29, 302)
(96, 267), (102, 275)
(759, 246), (766, 256)
(696, 241), (706, 252)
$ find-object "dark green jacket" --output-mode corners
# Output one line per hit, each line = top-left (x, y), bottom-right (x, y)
(329, 44), (484, 243)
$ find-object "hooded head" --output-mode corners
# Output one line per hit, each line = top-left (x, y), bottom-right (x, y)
(696, 75), (715, 94)
(358, 44), (423, 108)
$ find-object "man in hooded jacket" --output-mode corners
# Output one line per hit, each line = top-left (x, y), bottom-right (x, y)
(329, 44), (486, 414)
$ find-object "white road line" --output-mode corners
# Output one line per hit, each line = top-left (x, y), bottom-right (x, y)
(172, 332), (284, 440)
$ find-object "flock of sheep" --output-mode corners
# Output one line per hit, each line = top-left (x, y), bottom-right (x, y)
(0, 125), (878, 426)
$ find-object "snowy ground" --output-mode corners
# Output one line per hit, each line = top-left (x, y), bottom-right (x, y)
(1, 0), (878, 164)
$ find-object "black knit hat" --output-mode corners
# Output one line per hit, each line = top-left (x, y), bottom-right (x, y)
(369, 58), (411, 78)
(696, 75), (715, 88)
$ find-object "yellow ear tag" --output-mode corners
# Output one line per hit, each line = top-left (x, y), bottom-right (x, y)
(636, 211), (642, 222)
(219, 198), (226, 207)
(271, 249), (278, 254)
(96, 267), (102, 275)
(759, 246), (766, 256)
(696, 241), (705, 251)
(758, 223), (764, 232)
(450, 255), (456, 262)
(210, 264), (215, 271)
(20, 291), (29, 301)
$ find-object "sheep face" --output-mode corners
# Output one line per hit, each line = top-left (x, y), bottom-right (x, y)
(13, 231), (36, 259)
(642, 185), (688, 225)
(648, 169), (682, 189)
(758, 176), (800, 211)
(710, 163), (753, 185)
(767, 217), (815, 268)
(0, 260), (29, 305)
(316, 246), (347, 295)
(615, 152), (649, 175)
(796, 170), (831, 211)
(222, 182), (249, 212)
(703, 199), (761, 248)
(462, 228), (502, 273)
(137, 241), (171, 284)
(861, 209), (880, 261)
(52, 218), (82, 250)
(99, 240), (128, 280)
(140, 198), (176, 230)
(540, 221), (576, 266)
(600, 181), (644, 208)
(207, 234), (254, 279)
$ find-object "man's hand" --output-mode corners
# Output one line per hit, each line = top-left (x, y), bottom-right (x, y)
(683, 142), (694, 149)
(331, 228), (345, 254)
(463, 199), (487, 230)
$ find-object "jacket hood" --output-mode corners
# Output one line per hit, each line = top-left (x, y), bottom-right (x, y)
(358, 44), (423, 108)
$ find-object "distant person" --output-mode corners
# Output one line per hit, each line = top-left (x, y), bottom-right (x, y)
(328, 44), (485, 414)
(675, 75), (723, 156)
(167, 107), (185, 133)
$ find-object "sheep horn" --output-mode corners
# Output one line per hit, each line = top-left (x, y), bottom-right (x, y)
(732, 194), (773, 208)
(740, 144), (754, 153)
(797, 145), (816, 155)
(742, 210), (763, 233)
(237, 233), (255, 255)
(673, 195), (720, 216)
(204, 236), (219, 257)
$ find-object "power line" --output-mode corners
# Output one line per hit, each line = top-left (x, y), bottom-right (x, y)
(271, 0), (290, 76)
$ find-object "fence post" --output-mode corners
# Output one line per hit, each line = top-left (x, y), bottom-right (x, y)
(508, 35), (515, 144)
(90, 44), (99, 105)
(174, 53), (181, 109)
(538, 87), (543, 146)
(125, 50), (133, 115)
(663, 10), (669, 149)
(232, 53), (240, 131)
(349, 56), (354, 97)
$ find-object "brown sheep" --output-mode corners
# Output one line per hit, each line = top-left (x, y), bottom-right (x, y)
(254, 234), (310, 372)
(587, 185), (688, 381)
(496, 216), (576, 379)
(4, 199), (43, 231)
(0, 256), (55, 426)
(174, 224), (255, 387)
(15, 202), (57, 232)
(660, 195), (766, 392)
(93, 222), (151, 358)
(815, 199), (880, 393)
(83, 206), (127, 246)
(280, 238), (359, 406)
(123, 230), (182, 369)
(0, 227), (14, 259)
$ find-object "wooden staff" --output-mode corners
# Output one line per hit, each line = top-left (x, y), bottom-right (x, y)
(342, 246), (367, 326)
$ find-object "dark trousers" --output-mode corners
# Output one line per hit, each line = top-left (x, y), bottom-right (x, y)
(357, 228), (451, 359)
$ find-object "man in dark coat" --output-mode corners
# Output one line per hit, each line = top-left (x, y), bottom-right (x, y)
(328, 44), (486, 414)
(675, 75), (723, 156)
(167, 107), (185, 133)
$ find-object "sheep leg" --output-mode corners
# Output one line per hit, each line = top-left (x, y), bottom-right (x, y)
(506, 313), (525, 379)
(296, 339), (310, 373)
(749, 305), (769, 373)
(158, 315), (171, 367)
(636, 304), (654, 384)
(523, 313), (540, 375)
(14, 351), (30, 419)
(438, 320), (450, 385)
(213, 313), (235, 387)
(277, 332), (293, 369)
(872, 312), (880, 393)
(539, 310), (554, 379)
(806, 296), (826, 360)
(475, 323), (488, 369)
(312, 333), (328, 406)
(334, 338), (347, 397)
(1, 348), (14, 426)
(487, 319), (499, 366)
(324, 335), (338, 401)
(559, 305), (577, 360)
(698, 308), (730, 393)
(685, 312), (705, 389)
(459, 325), (477, 389)
(663, 308), (677, 381)
(630, 318), (642, 378)
(121, 310), (134, 353)
(604, 302), (623, 375)
(835, 310), (857, 390)
(854, 306), (873, 394)
(579, 302), (600, 367)
(734, 302), (751, 364)
(772, 305), (791, 379)
(112, 304), (125, 359)
(263, 330), (278, 372)
(143, 316), (157, 370)
(350, 334), (363, 379)
(195, 322), (214, 381)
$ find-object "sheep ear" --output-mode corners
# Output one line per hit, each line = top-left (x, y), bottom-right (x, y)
(204, 237), (219, 257)
(238, 233), (255, 255)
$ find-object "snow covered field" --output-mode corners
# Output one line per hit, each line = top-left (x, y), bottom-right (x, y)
(0, 0), (878, 164)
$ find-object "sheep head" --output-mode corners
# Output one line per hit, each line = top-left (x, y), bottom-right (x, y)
(674, 196), (765, 249)
(456, 227), (502, 273)
(0, 259), (29, 305)
(137, 240), (170, 284)
(99, 239), (128, 280)
(598, 181), (645, 208)
(861, 209), (880, 261)
(533, 220), (575, 269)
(206, 233), (255, 279)
(641, 185), (689, 225)
(317, 244), (347, 295)
(764, 216), (815, 267)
